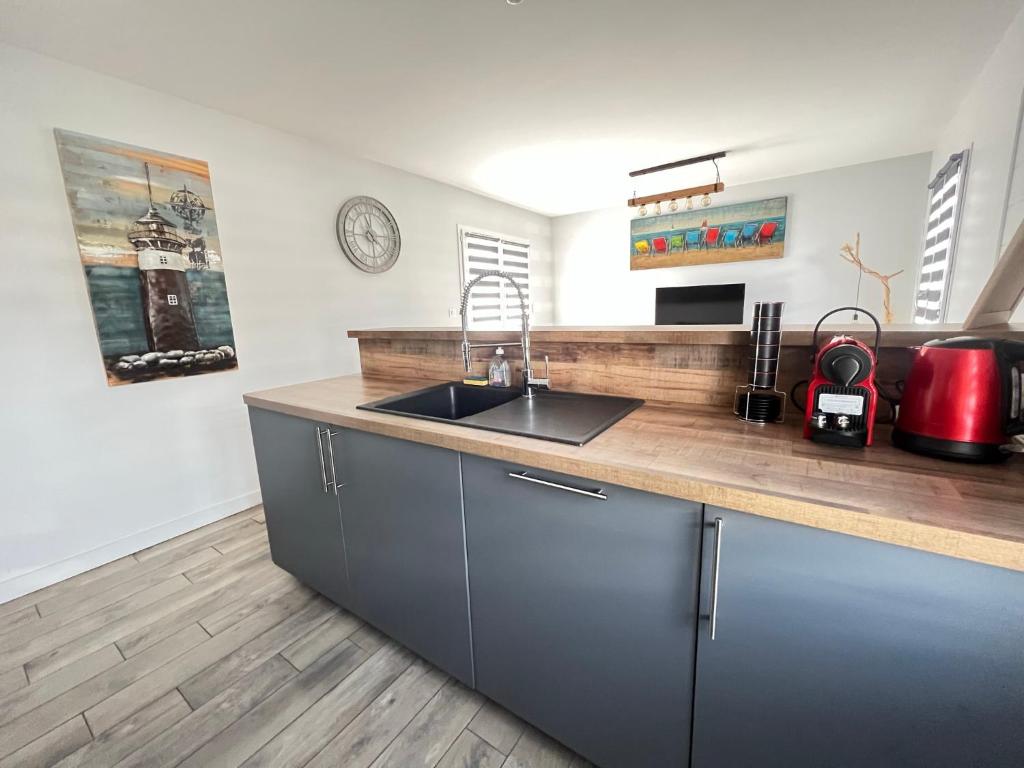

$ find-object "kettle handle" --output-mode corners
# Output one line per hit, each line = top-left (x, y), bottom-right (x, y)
(812, 307), (882, 358)
(1002, 341), (1024, 436)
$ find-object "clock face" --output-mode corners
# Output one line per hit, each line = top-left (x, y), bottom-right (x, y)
(336, 196), (401, 273)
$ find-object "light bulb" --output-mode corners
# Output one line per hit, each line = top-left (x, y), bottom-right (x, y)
(685, 197), (693, 210)
(669, 199), (678, 212)
(654, 201), (662, 215)
(701, 193), (712, 207)
(638, 204), (647, 216)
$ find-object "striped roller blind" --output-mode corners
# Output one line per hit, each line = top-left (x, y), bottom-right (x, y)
(459, 228), (531, 329)
(914, 151), (968, 324)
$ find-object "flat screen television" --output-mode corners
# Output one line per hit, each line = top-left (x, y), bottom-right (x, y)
(655, 283), (746, 325)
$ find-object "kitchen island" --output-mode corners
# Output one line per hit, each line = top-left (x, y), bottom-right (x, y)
(244, 368), (1024, 768)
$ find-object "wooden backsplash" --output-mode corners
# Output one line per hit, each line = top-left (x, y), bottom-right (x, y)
(356, 337), (917, 408)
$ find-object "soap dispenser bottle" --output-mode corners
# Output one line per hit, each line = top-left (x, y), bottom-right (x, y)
(488, 347), (510, 387)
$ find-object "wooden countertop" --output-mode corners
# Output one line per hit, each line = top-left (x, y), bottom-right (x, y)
(348, 324), (1024, 347)
(243, 375), (1024, 573)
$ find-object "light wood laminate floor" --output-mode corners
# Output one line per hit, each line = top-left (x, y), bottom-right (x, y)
(0, 507), (593, 768)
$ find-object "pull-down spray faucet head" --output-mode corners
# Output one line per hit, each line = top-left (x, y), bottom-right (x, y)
(459, 270), (538, 396)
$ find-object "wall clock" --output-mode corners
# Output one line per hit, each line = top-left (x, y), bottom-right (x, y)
(336, 196), (401, 273)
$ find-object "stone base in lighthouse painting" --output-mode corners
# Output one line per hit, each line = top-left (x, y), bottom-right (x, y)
(55, 130), (238, 386)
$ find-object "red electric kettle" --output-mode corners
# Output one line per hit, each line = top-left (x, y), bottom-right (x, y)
(893, 338), (1024, 462)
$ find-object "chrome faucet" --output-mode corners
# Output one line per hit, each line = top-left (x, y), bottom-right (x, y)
(459, 270), (549, 398)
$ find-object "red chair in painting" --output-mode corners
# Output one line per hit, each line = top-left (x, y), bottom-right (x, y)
(756, 221), (779, 245)
(651, 236), (669, 254)
(702, 226), (721, 249)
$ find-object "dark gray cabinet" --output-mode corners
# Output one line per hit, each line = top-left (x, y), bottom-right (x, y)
(250, 409), (1024, 768)
(691, 506), (1024, 768)
(247, 407), (351, 608)
(336, 430), (474, 686)
(462, 455), (702, 768)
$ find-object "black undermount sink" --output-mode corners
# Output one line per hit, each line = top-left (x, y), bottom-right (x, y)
(363, 382), (522, 421)
(359, 382), (643, 446)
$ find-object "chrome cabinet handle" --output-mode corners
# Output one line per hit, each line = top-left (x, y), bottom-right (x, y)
(315, 427), (329, 494)
(326, 430), (344, 494)
(507, 471), (607, 500)
(709, 517), (724, 640)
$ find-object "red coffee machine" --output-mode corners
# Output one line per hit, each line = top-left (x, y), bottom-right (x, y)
(803, 307), (881, 447)
(893, 338), (1024, 462)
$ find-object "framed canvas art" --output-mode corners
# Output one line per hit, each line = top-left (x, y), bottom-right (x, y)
(630, 196), (788, 270)
(55, 130), (237, 386)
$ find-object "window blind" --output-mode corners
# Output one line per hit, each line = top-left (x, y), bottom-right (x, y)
(914, 151), (968, 324)
(459, 229), (531, 329)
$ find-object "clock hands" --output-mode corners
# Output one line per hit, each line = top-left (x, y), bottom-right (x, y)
(360, 214), (381, 260)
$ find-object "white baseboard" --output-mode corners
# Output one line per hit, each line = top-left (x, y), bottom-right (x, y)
(0, 490), (263, 605)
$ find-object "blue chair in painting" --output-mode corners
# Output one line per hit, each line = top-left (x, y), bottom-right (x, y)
(739, 222), (758, 246)
(684, 230), (701, 250)
(722, 228), (741, 248)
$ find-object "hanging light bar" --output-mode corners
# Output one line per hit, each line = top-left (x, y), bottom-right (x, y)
(627, 182), (724, 208)
(628, 150), (727, 212)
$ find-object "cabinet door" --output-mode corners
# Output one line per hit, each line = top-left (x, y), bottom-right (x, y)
(462, 454), (702, 768)
(692, 507), (1024, 768)
(336, 430), (473, 685)
(247, 407), (351, 608)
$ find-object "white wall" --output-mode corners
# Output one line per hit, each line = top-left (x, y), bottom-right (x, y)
(552, 154), (931, 325)
(0, 44), (552, 603)
(931, 4), (1024, 322)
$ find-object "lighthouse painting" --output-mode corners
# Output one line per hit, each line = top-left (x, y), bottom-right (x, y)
(54, 130), (237, 386)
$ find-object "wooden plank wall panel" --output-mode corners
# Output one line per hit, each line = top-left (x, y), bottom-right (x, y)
(357, 338), (916, 408)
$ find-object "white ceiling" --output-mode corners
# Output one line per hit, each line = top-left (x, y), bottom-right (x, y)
(2, 0), (1021, 215)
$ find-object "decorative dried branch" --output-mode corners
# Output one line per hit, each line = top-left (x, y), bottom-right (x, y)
(838, 232), (904, 323)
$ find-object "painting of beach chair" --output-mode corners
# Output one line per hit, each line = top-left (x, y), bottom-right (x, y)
(738, 222), (758, 246)
(702, 226), (721, 249)
(721, 228), (741, 248)
(629, 195), (787, 270)
(755, 221), (779, 245)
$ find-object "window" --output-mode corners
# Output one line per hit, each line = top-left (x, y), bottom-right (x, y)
(167, 294), (179, 306)
(914, 150), (969, 324)
(458, 227), (531, 329)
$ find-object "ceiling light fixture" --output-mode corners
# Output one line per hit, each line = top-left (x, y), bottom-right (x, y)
(507, 0), (524, 5)
(626, 151), (727, 212)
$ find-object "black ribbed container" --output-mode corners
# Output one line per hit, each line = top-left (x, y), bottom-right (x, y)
(735, 301), (786, 424)
(748, 301), (784, 391)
